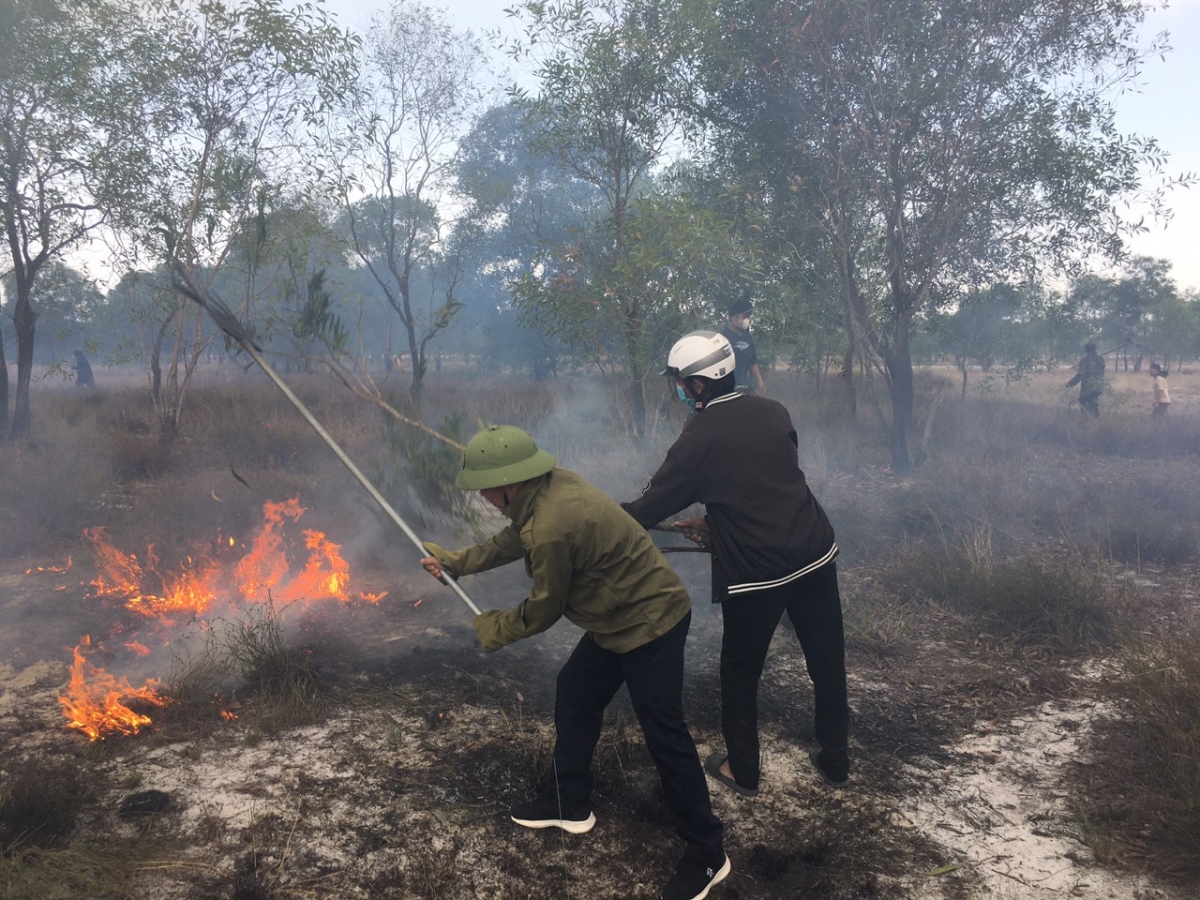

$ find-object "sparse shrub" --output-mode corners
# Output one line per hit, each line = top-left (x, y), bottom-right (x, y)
(843, 589), (919, 658)
(0, 755), (86, 850)
(207, 603), (325, 731)
(230, 850), (278, 900)
(0, 846), (128, 900)
(1086, 631), (1200, 877)
(105, 431), (174, 480)
(883, 529), (1131, 652)
(158, 601), (326, 735)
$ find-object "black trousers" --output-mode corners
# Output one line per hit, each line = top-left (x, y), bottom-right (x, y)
(721, 562), (849, 789)
(553, 612), (723, 853)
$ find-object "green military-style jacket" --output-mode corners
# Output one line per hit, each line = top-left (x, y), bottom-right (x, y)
(425, 468), (690, 654)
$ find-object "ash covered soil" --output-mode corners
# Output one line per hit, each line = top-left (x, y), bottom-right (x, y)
(0, 546), (1190, 900)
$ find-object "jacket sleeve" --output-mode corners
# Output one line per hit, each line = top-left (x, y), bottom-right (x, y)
(423, 526), (524, 577)
(622, 432), (701, 529)
(472, 538), (574, 651)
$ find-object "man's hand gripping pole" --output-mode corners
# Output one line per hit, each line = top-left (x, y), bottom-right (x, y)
(175, 278), (481, 616)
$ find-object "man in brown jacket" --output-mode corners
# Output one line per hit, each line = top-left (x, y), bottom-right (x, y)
(421, 425), (728, 900)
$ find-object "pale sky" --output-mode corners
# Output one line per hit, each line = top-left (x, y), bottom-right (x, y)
(1112, 0), (1200, 293)
(343, 0), (1200, 293)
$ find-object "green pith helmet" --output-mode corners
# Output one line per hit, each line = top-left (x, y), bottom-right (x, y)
(455, 425), (556, 491)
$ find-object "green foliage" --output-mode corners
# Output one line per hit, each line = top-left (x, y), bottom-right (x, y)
(0, 0), (161, 435)
(504, 0), (709, 437)
(692, 0), (1188, 468)
(293, 269), (348, 354)
(376, 411), (478, 531)
(115, 0), (358, 438)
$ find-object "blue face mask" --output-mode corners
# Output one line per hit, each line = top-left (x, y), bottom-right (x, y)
(676, 383), (698, 412)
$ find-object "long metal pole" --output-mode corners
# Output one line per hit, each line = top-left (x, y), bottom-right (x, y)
(176, 280), (481, 616)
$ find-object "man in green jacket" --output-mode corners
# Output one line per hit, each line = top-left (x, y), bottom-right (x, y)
(421, 425), (728, 900)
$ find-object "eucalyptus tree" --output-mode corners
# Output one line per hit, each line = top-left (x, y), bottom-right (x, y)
(0, 0), (152, 436)
(328, 0), (493, 408)
(696, 0), (1185, 470)
(122, 0), (356, 438)
(1066, 256), (1181, 370)
(504, 0), (708, 439)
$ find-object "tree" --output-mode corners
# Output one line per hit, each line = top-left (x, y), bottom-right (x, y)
(121, 0), (355, 437)
(505, 0), (706, 439)
(0, 0), (151, 436)
(935, 283), (1037, 398)
(1066, 255), (1180, 371)
(330, 0), (492, 408)
(1, 261), (104, 365)
(452, 101), (595, 375)
(696, 0), (1185, 469)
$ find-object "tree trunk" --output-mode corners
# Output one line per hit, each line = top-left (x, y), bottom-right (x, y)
(841, 310), (857, 419)
(9, 282), (36, 438)
(0, 322), (8, 436)
(882, 318), (914, 473)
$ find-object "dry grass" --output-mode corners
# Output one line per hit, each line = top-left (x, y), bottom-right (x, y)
(1082, 629), (1200, 878)
(3, 360), (1200, 896)
(878, 528), (1136, 653)
(0, 754), (88, 851)
(0, 845), (130, 900)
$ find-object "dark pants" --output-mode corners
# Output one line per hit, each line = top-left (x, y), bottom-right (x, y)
(720, 562), (849, 789)
(553, 612), (723, 853)
(1080, 390), (1101, 416)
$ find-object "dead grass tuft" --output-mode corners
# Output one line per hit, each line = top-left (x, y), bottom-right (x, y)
(1084, 631), (1200, 878)
(0, 846), (128, 900)
(0, 755), (88, 851)
(206, 604), (325, 731)
(882, 530), (1133, 652)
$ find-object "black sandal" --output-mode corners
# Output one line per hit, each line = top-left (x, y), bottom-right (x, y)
(704, 752), (758, 797)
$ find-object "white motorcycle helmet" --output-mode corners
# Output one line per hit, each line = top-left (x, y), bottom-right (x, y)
(664, 330), (734, 380)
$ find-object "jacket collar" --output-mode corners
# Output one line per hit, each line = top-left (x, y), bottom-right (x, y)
(502, 471), (552, 523)
(702, 391), (743, 410)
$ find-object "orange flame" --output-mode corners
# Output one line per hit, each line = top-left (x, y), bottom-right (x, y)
(84, 498), (355, 621)
(59, 638), (164, 740)
(63, 497), (372, 739)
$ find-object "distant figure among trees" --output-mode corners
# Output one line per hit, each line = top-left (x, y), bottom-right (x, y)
(1065, 342), (1105, 416)
(72, 349), (95, 388)
(1149, 363), (1170, 416)
(719, 296), (765, 395)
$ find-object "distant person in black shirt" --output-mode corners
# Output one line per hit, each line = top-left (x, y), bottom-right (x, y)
(719, 296), (764, 395)
(73, 349), (95, 388)
(1065, 342), (1105, 416)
